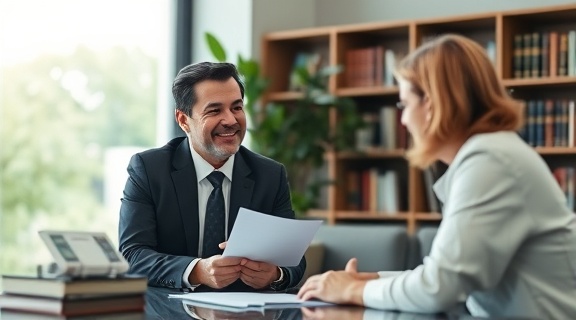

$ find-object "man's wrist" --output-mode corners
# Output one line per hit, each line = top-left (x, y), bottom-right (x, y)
(272, 266), (284, 283)
(269, 267), (289, 291)
(184, 258), (202, 287)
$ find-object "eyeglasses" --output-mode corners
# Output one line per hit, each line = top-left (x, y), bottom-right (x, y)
(396, 102), (406, 110)
(396, 96), (427, 110)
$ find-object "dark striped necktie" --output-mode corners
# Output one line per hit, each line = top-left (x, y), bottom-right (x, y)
(202, 171), (226, 258)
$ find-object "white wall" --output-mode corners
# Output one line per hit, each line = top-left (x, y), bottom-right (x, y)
(192, 0), (252, 63)
(250, 0), (576, 60)
(314, 0), (576, 26)
(250, 0), (316, 59)
(192, 0), (315, 62)
(192, 0), (576, 68)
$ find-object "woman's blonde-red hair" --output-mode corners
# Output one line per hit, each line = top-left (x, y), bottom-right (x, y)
(395, 34), (523, 168)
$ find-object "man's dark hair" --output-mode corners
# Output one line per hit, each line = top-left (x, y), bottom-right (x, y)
(172, 62), (245, 116)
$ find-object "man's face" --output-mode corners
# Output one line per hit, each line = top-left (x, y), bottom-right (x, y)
(177, 77), (246, 168)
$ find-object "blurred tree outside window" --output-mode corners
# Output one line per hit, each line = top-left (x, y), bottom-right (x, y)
(0, 0), (170, 284)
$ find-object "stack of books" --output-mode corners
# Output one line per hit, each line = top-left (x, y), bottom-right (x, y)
(0, 274), (147, 319)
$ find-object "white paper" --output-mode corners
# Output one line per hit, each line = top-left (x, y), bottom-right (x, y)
(170, 292), (333, 310)
(222, 207), (323, 266)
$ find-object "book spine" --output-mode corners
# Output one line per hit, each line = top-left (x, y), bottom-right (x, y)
(527, 100), (536, 146)
(347, 170), (361, 211)
(559, 32), (568, 76)
(513, 34), (523, 78)
(535, 100), (545, 147)
(569, 100), (575, 147)
(522, 33), (532, 78)
(554, 100), (563, 147)
(561, 99), (570, 147)
(569, 30), (576, 76)
(544, 99), (554, 147)
(549, 31), (558, 77)
(531, 32), (541, 78)
(541, 32), (549, 78)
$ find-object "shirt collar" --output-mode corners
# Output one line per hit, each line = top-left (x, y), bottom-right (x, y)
(190, 145), (235, 183)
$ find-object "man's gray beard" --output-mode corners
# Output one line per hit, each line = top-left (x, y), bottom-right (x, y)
(189, 132), (239, 162)
(204, 142), (238, 161)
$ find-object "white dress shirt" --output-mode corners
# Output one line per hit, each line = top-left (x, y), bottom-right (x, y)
(182, 147), (235, 287)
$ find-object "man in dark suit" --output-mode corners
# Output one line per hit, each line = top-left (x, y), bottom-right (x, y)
(119, 62), (305, 292)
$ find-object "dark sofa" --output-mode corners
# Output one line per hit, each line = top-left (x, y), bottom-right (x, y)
(299, 224), (439, 284)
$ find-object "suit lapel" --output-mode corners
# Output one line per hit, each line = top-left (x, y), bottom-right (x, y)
(171, 138), (200, 256)
(229, 148), (255, 235)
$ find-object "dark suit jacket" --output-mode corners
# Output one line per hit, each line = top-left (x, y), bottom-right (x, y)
(119, 137), (306, 291)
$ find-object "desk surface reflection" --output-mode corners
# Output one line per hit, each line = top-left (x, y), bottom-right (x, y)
(144, 287), (477, 320)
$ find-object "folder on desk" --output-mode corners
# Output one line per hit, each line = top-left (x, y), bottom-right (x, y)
(172, 292), (333, 312)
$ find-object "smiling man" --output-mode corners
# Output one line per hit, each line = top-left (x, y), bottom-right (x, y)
(119, 62), (305, 292)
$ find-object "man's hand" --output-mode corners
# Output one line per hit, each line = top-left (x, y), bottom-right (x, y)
(239, 259), (279, 289)
(189, 254), (243, 289)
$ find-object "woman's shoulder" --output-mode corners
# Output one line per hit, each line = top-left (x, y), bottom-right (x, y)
(454, 131), (546, 177)
(459, 131), (533, 160)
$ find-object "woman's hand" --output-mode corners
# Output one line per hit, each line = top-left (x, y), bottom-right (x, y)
(297, 258), (377, 305)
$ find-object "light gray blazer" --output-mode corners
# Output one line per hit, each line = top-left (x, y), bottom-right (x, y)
(363, 131), (576, 319)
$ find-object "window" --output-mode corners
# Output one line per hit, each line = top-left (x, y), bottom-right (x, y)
(0, 0), (171, 281)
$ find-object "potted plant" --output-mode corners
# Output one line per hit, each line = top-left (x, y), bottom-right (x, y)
(205, 32), (364, 215)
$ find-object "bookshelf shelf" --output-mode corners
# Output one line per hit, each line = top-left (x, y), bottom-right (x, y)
(266, 91), (305, 101)
(337, 149), (405, 159)
(263, 27), (333, 42)
(261, 4), (576, 234)
(305, 209), (329, 219)
(414, 213), (443, 221)
(335, 86), (399, 97)
(536, 147), (576, 155)
(335, 212), (410, 221)
(502, 77), (576, 87)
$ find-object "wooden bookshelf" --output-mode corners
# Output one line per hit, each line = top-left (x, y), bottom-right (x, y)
(260, 4), (576, 234)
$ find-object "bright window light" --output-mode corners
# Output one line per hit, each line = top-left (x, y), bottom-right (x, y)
(0, 0), (171, 282)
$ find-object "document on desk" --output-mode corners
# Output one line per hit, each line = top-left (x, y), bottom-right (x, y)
(223, 207), (323, 266)
(170, 292), (333, 311)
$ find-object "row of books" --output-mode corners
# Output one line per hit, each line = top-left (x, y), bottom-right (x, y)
(346, 168), (401, 213)
(513, 31), (576, 79)
(344, 164), (574, 215)
(553, 166), (576, 211)
(519, 99), (576, 148)
(356, 106), (409, 151)
(344, 46), (404, 88)
(0, 274), (147, 319)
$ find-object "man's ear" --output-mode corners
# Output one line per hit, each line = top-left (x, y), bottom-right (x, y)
(175, 109), (189, 132)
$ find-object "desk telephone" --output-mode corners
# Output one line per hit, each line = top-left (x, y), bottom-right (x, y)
(38, 230), (129, 279)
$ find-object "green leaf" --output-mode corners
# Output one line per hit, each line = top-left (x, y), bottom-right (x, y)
(238, 57), (260, 79)
(204, 32), (227, 62)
